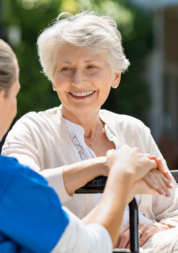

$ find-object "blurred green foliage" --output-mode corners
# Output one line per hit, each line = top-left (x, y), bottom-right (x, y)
(2, 0), (153, 123)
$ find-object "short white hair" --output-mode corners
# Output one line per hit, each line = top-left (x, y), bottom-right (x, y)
(37, 11), (130, 81)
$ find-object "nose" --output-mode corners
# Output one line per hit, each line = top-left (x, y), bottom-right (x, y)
(72, 68), (85, 87)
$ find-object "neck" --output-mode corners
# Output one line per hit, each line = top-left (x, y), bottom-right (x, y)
(62, 105), (101, 139)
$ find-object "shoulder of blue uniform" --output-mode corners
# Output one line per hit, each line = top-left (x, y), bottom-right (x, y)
(0, 156), (20, 203)
(0, 155), (48, 203)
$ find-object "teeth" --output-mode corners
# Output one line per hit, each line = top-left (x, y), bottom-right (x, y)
(70, 91), (95, 97)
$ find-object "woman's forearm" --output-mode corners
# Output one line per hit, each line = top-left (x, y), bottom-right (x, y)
(63, 156), (107, 196)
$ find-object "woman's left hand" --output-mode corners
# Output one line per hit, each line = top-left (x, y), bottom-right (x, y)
(115, 222), (170, 249)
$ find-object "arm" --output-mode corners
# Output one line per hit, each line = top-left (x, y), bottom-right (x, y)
(115, 123), (178, 249)
(82, 146), (158, 246)
(0, 146), (157, 253)
(62, 157), (107, 196)
(2, 116), (107, 201)
(142, 125), (178, 226)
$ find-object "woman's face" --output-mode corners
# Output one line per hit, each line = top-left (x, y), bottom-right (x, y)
(0, 65), (20, 141)
(52, 43), (121, 118)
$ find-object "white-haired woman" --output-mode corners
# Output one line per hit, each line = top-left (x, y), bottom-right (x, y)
(0, 38), (167, 253)
(2, 12), (178, 252)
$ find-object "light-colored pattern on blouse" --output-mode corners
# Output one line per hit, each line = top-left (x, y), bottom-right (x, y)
(64, 118), (153, 228)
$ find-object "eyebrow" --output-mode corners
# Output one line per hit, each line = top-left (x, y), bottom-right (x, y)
(59, 59), (102, 64)
(84, 60), (102, 63)
(59, 61), (72, 64)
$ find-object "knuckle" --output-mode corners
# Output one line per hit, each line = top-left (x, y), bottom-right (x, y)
(143, 231), (149, 237)
(122, 234), (128, 241)
(134, 147), (140, 152)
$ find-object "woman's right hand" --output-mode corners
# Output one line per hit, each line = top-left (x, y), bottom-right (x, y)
(106, 145), (157, 182)
(143, 168), (173, 197)
(106, 145), (173, 199)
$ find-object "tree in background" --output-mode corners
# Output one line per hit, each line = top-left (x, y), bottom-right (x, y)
(2, 0), (152, 123)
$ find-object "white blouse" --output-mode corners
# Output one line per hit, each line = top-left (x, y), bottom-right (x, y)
(64, 118), (153, 228)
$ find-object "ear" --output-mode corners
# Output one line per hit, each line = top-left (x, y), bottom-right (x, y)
(111, 72), (121, 89)
(52, 83), (56, 91)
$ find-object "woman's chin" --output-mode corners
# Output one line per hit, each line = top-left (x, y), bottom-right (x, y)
(62, 103), (100, 118)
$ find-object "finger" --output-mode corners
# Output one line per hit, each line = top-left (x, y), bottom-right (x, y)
(132, 180), (157, 196)
(143, 175), (159, 190)
(163, 171), (173, 183)
(149, 171), (171, 196)
(156, 160), (173, 187)
(139, 230), (153, 247)
(154, 172), (171, 196)
(115, 222), (130, 248)
(118, 229), (130, 249)
(120, 222), (130, 233)
(126, 242), (130, 249)
(156, 159), (166, 173)
(151, 158), (172, 183)
(150, 157), (164, 172)
(106, 149), (116, 157)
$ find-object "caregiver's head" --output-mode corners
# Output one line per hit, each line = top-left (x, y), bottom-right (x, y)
(0, 39), (20, 141)
(37, 12), (130, 118)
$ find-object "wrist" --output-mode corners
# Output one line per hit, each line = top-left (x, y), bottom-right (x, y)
(94, 156), (107, 177)
(109, 164), (135, 186)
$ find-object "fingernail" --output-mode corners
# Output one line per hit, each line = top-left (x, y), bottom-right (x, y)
(168, 183), (174, 188)
(153, 184), (158, 189)
(166, 192), (171, 197)
(160, 190), (165, 195)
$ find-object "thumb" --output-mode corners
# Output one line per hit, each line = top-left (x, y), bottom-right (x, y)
(106, 149), (116, 157)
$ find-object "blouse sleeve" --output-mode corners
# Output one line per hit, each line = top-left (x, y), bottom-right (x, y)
(51, 207), (112, 253)
(2, 114), (72, 203)
(138, 121), (178, 227)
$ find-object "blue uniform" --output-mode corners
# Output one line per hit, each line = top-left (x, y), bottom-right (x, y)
(0, 155), (69, 253)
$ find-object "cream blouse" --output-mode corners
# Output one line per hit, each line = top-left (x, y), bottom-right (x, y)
(64, 118), (153, 228)
(2, 106), (178, 227)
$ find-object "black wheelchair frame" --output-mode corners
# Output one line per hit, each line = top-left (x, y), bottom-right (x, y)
(75, 171), (178, 253)
(76, 176), (139, 253)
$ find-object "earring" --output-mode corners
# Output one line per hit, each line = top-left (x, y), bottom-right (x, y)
(115, 85), (118, 88)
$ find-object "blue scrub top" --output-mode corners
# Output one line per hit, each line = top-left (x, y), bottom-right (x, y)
(0, 155), (69, 253)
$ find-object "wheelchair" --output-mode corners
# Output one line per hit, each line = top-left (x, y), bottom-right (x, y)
(76, 176), (139, 253)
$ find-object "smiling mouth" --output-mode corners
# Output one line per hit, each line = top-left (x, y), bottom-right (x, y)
(69, 90), (96, 99)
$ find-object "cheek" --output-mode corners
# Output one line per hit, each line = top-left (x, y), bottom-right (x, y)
(54, 72), (71, 89)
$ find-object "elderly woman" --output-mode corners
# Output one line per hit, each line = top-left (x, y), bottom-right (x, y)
(0, 38), (163, 253)
(2, 12), (178, 252)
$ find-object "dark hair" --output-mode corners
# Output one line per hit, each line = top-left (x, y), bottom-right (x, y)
(0, 39), (18, 97)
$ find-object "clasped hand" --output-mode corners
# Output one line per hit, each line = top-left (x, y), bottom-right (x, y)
(116, 222), (170, 249)
(106, 145), (174, 248)
(106, 145), (173, 200)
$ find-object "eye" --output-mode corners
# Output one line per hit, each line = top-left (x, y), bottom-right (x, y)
(87, 65), (96, 69)
(61, 67), (72, 71)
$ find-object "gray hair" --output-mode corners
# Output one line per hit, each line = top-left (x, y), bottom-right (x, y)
(37, 11), (130, 81)
(0, 39), (18, 97)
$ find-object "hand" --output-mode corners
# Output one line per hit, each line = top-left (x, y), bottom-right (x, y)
(127, 179), (157, 203)
(115, 222), (169, 249)
(151, 157), (172, 182)
(106, 145), (157, 183)
(143, 169), (173, 197)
